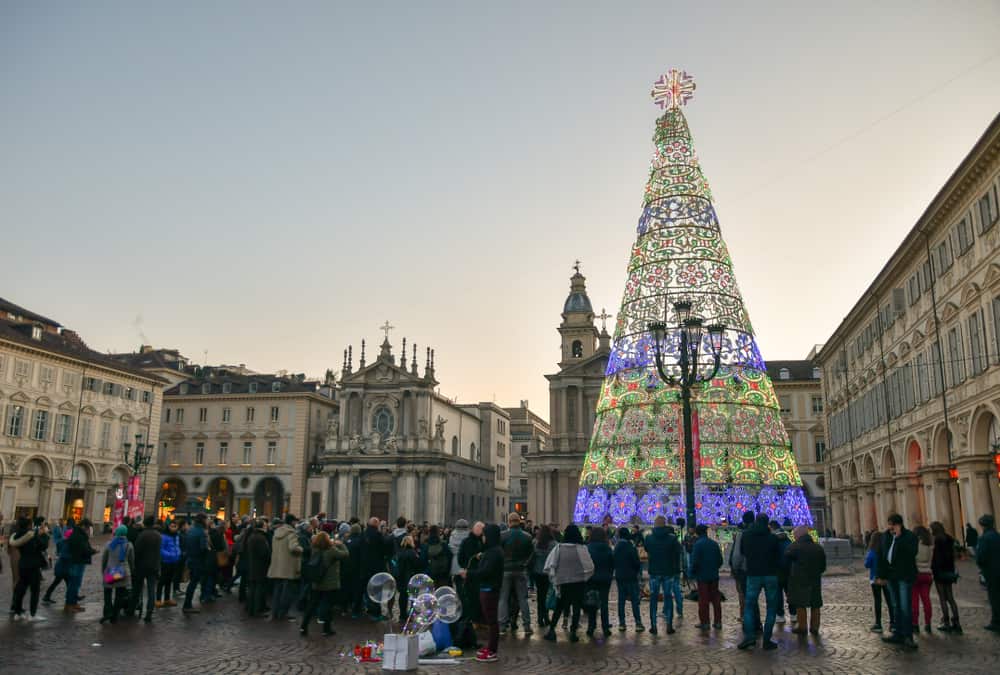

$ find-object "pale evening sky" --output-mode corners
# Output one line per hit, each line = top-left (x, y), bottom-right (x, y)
(3, 2), (999, 419)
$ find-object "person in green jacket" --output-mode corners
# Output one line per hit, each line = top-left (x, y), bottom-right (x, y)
(299, 530), (349, 636)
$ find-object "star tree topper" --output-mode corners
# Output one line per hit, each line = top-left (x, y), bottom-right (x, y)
(651, 68), (695, 110)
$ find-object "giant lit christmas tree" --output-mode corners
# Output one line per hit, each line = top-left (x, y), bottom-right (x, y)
(574, 69), (812, 528)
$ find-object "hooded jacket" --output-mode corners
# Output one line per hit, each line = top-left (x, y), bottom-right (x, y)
(644, 526), (682, 577)
(360, 524), (388, 578)
(689, 535), (723, 582)
(448, 526), (470, 576)
(267, 523), (304, 580)
(612, 538), (641, 582)
(740, 521), (781, 577)
(160, 530), (182, 564)
(467, 524), (503, 592)
(134, 526), (162, 574)
(544, 541), (595, 586)
(500, 525), (534, 574)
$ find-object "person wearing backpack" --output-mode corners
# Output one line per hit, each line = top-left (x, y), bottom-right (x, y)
(393, 535), (422, 621)
(729, 511), (756, 624)
(10, 516), (51, 622)
(100, 526), (135, 624)
(422, 525), (452, 588)
(42, 517), (74, 605)
(299, 530), (349, 636)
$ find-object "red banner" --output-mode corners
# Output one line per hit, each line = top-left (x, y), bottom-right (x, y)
(127, 474), (142, 502)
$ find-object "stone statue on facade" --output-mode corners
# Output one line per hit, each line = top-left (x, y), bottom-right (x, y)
(434, 415), (447, 440)
(324, 417), (340, 451)
(348, 434), (363, 453)
(384, 435), (398, 453)
(418, 418), (429, 436)
(366, 431), (382, 454)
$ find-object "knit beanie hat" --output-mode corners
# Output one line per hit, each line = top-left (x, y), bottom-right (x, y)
(114, 525), (128, 537)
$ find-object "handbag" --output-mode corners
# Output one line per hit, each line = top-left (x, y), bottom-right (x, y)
(935, 570), (959, 583)
(216, 550), (230, 568)
(545, 586), (558, 611)
(103, 540), (127, 585)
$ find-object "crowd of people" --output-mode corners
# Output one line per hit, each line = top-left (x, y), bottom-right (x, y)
(1, 507), (999, 663)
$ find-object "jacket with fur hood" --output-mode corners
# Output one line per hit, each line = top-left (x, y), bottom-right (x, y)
(267, 523), (304, 580)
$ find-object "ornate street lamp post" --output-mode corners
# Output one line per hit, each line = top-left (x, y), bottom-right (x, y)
(123, 433), (155, 478)
(648, 300), (725, 528)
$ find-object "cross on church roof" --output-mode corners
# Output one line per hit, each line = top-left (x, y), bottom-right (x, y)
(573, 259), (581, 274)
(598, 307), (613, 332)
(380, 321), (395, 340)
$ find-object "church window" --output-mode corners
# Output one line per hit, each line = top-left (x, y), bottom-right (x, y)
(572, 340), (583, 358)
(373, 406), (395, 436)
(451, 435), (458, 455)
(469, 442), (476, 460)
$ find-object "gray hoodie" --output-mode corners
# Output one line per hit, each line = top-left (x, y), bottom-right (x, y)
(448, 527), (470, 576)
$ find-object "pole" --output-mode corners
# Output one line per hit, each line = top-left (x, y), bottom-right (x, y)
(679, 329), (697, 528)
(681, 380), (696, 528)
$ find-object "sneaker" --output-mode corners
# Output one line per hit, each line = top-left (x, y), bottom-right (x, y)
(499, 627), (508, 636)
(951, 624), (963, 634)
(543, 630), (556, 641)
(882, 635), (904, 644)
(41, 597), (55, 605)
(618, 625), (627, 632)
(870, 624), (883, 633)
(182, 607), (200, 614)
(649, 626), (658, 635)
(762, 640), (778, 651)
(712, 623), (723, 629)
(603, 628), (612, 637)
(737, 638), (756, 650)
(666, 624), (676, 635)
(28, 615), (47, 623)
(924, 624), (932, 633)
(775, 614), (786, 624)
(475, 651), (498, 663)
(936, 623), (952, 632)
(903, 638), (918, 650)
(635, 624), (645, 633)
(694, 623), (710, 629)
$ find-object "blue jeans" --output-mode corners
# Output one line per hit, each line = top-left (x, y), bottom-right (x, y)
(886, 579), (913, 639)
(66, 564), (85, 605)
(616, 579), (642, 626)
(669, 575), (683, 617)
(743, 575), (778, 642)
(649, 575), (678, 626)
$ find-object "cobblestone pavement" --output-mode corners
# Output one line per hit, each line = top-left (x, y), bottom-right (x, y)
(2, 542), (999, 675)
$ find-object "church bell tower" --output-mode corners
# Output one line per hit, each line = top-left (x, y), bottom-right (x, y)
(558, 262), (600, 367)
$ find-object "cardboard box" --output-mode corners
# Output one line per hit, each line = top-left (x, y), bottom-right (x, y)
(382, 633), (419, 671)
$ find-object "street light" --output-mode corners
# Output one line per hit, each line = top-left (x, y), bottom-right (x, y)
(648, 300), (726, 528)
(122, 433), (154, 477)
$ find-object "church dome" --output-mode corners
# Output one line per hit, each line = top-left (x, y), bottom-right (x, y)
(563, 271), (593, 313)
(564, 290), (593, 313)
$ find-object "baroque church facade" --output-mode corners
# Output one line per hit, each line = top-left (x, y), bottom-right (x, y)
(313, 335), (507, 525)
(526, 269), (610, 526)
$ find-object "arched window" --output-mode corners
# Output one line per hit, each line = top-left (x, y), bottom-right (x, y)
(572, 340), (583, 358)
(452, 435), (459, 455)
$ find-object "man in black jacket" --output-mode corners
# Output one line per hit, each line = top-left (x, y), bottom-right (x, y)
(129, 515), (161, 622)
(499, 513), (534, 636)
(977, 514), (1000, 631)
(360, 517), (388, 619)
(737, 514), (781, 651)
(876, 513), (918, 649)
(644, 516), (681, 635)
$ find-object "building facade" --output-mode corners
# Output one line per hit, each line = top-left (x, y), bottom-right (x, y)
(528, 269), (611, 526)
(505, 401), (551, 519)
(157, 368), (337, 520)
(818, 114), (1000, 542)
(319, 336), (501, 525)
(767, 354), (828, 532)
(0, 298), (165, 523)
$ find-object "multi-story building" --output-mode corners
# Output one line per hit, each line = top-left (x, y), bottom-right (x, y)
(320, 335), (502, 525)
(505, 401), (551, 519)
(818, 114), (1000, 542)
(0, 298), (165, 523)
(529, 268), (611, 526)
(461, 402), (511, 522)
(156, 368), (337, 520)
(109, 345), (191, 387)
(767, 352), (828, 532)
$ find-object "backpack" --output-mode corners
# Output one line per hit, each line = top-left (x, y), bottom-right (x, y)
(302, 550), (328, 584)
(729, 530), (747, 574)
(104, 539), (127, 585)
(427, 542), (449, 579)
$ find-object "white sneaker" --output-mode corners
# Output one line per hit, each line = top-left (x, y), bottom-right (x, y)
(28, 615), (47, 622)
